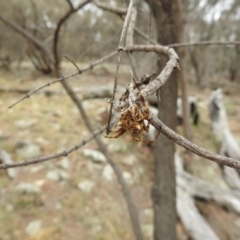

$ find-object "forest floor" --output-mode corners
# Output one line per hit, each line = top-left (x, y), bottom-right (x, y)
(0, 62), (240, 240)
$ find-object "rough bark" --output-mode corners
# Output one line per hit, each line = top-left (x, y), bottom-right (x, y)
(150, 1), (184, 239)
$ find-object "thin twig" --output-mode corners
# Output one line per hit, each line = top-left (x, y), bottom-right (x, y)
(147, 0), (152, 45)
(0, 125), (106, 169)
(168, 40), (240, 48)
(126, 7), (140, 81)
(53, 0), (90, 69)
(63, 58), (144, 240)
(106, 0), (134, 134)
(94, 0), (127, 15)
(63, 55), (82, 73)
(8, 50), (118, 109)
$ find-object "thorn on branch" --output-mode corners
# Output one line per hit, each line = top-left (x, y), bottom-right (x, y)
(63, 55), (82, 73)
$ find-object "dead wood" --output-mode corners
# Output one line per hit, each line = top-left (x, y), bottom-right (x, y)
(176, 153), (240, 240)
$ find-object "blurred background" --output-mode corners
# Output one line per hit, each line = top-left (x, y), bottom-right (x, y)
(0, 0), (240, 240)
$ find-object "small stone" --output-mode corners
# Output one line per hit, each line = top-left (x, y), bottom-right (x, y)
(57, 158), (70, 169)
(78, 180), (95, 193)
(46, 169), (69, 182)
(16, 142), (41, 159)
(46, 171), (59, 181)
(30, 165), (43, 173)
(58, 170), (70, 180)
(102, 164), (114, 181)
(0, 150), (17, 178)
(108, 142), (127, 153)
(133, 166), (145, 180)
(122, 155), (136, 166)
(123, 171), (134, 185)
(25, 220), (42, 236)
(55, 203), (62, 210)
(6, 204), (14, 212)
(15, 182), (41, 194)
(82, 149), (106, 163)
(46, 170), (69, 182)
(15, 119), (37, 129)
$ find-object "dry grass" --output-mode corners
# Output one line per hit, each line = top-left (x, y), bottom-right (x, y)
(0, 62), (240, 239)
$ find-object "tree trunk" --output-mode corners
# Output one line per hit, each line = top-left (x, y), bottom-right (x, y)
(150, 1), (184, 240)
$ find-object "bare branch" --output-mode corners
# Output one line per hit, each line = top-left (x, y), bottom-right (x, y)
(66, 0), (74, 9)
(8, 50), (118, 108)
(63, 55), (81, 73)
(126, 7), (140, 81)
(61, 78), (143, 240)
(94, 0), (127, 15)
(0, 15), (53, 67)
(53, 0), (90, 69)
(168, 40), (240, 48)
(0, 125), (106, 169)
(151, 114), (240, 170)
(124, 45), (180, 98)
(106, 0), (134, 134)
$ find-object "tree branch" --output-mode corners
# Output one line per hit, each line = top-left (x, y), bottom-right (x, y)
(60, 78), (144, 240)
(151, 115), (240, 170)
(168, 40), (240, 48)
(93, 0), (127, 15)
(106, 0), (134, 134)
(0, 125), (106, 169)
(8, 50), (118, 108)
(0, 15), (53, 67)
(53, 0), (90, 69)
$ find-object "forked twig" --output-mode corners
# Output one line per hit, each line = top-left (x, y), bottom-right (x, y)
(63, 55), (81, 73)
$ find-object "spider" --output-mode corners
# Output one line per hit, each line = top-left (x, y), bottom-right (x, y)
(105, 77), (160, 144)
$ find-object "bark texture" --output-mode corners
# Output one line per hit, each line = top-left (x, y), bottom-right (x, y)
(150, 1), (184, 239)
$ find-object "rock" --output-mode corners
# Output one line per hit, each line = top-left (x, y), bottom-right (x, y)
(35, 137), (49, 145)
(133, 166), (145, 181)
(123, 171), (134, 185)
(16, 141), (41, 159)
(55, 203), (62, 210)
(102, 164), (114, 181)
(82, 149), (106, 163)
(57, 158), (70, 169)
(14, 119), (37, 129)
(46, 170), (60, 182)
(30, 165), (44, 173)
(46, 169), (69, 182)
(78, 180), (95, 193)
(58, 170), (70, 180)
(25, 220), (42, 236)
(6, 204), (14, 212)
(108, 142), (128, 153)
(122, 155), (136, 166)
(0, 150), (17, 178)
(15, 182), (41, 194)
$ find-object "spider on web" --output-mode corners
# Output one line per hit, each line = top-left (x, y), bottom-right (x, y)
(105, 74), (160, 144)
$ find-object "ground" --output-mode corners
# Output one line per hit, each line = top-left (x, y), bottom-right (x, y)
(0, 62), (240, 240)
